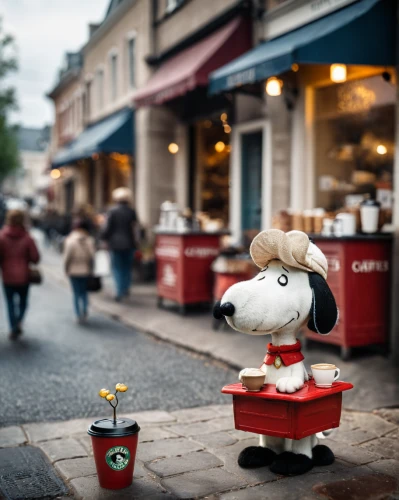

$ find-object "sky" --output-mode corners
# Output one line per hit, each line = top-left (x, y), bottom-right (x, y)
(0, 0), (109, 129)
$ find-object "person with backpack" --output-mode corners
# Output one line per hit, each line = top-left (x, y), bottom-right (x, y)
(64, 219), (95, 324)
(0, 209), (40, 339)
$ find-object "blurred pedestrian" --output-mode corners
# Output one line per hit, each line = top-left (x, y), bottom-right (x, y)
(0, 209), (40, 339)
(101, 187), (139, 302)
(64, 219), (95, 324)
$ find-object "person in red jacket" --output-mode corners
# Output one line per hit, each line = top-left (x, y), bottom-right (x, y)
(0, 209), (40, 339)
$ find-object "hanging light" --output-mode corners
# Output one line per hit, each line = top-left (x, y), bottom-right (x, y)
(330, 64), (347, 83)
(224, 124), (231, 134)
(168, 143), (179, 154)
(215, 141), (225, 153)
(291, 63), (299, 72)
(376, 144), (387, 155)
(50, 169), (61, 180)
(265, 77), (283, 96)
(220, 113), (227, 122)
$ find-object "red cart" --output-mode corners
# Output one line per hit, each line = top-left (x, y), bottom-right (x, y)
(155, 231), (224, 314)
(222, 380), (353, 440)
(306, 234), (392, 360)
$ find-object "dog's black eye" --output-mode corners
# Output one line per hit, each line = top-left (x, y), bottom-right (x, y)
(278, 274), (288, 286)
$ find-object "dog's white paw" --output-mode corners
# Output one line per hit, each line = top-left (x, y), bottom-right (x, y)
(276, 376), (304, 393)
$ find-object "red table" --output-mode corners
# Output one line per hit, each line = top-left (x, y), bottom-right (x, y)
(222, 380), (353, 440)
(155, 231), (224, 314)
(306, 234), (392, 359)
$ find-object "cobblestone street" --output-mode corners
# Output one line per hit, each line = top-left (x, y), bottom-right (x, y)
(0, 405), (398, 499)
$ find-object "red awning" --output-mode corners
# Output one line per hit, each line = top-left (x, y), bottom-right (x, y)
(134, 17), (251, 107)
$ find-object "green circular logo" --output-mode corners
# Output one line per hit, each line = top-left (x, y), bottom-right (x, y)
(105, 446), (130, 471)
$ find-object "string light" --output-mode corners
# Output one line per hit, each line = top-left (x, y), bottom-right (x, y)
(215, 141), (225, 153)
(376, 144), (387, 155)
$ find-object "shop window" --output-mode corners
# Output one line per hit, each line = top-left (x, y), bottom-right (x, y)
(127, 38), (135, 88)
(314, 75), (395, 221)
(194, 116), (231, 225)
(110, 53), (118, 101)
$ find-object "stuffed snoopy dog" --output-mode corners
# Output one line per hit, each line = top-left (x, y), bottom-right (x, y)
(213, 229), (338, 476)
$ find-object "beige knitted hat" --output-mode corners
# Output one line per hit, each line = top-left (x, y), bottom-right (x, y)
(250, 229), (328, 280)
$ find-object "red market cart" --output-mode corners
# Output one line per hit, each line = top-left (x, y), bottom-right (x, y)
(155, 231), (225, 314)
(306, 234), (392, 360)
(222, 380), (353, 440)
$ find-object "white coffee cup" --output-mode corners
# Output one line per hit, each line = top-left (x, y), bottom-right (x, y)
(311, 363), (340, 388)
(360, 200), (380, 233)
(334, 213), (356, 236)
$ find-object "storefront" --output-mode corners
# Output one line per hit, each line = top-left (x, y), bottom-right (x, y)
(133, 16), (251, 229)
(209, 0), (398, 356)
(210, 0), (397, 238)
(51, 107), (135, 213)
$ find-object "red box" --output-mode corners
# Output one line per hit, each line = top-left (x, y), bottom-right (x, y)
(155, 233), (222, 310)
(222, 380), (353, 440)
(305, 236), (392, 357)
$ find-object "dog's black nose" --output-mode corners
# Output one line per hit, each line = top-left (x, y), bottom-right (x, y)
(220, 302), (235, 317)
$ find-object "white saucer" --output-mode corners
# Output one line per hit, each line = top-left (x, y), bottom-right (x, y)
(315, 383), (333, 388)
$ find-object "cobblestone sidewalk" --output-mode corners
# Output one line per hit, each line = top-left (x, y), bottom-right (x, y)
(0, 405), (398, 499)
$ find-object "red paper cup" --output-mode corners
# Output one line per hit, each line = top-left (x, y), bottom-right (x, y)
(88, 418), (140, 490)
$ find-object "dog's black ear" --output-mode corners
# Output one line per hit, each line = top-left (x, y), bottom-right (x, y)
(307, 273), (338, 335)
(213, 300), (223, 320)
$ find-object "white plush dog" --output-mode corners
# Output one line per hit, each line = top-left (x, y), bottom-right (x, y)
(213, 229), (338, 476)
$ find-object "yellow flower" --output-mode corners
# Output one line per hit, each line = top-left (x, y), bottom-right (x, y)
(116, 383), (128, 393)
(99, 388), (110, 398)
(106, 394), (115, 401)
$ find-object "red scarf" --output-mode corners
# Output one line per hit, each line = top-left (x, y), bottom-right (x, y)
(264, 340), (304, 367)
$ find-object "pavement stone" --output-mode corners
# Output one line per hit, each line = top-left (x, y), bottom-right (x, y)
(137, 437), (203, 462)
(360, 437), (399, 461)
(191, 431), (238, 449)
(77, 436), (93, 456)
(139, 426), (178, 443)
(37, 437), (88, 463)
(219, 465), (376, 500)
(313, 473), (398, 500)
(0, 426), (27, 448)
(367, 459), (399, 478)
(161, 467), (246, 499)
(70, 475), (168, 499)
(123, 410), (176, 425)
(55, 456), (97, 480)
(146, 450), (223, 477)
(323, 439), (383, 465)
(338, 412), (397, 441)
(227, 429), (256, 441)
(166, 416), (235, 437)
(373, 409), (399, 426)
(211, 438), (277, 486)
(24, 418), (95, 443)
(170, 405), (222, 423)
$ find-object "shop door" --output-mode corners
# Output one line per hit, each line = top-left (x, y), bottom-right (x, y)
(241, 131), (262, 231)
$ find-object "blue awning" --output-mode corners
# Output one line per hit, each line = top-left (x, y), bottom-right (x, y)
(209, 0), (396, 94)
(52, 108), (134, 168)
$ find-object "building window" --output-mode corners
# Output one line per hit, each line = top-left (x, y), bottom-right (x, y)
(128, 38), (135, 88)
(96, 68), (104, 109)
(110, 53), (118, 101)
